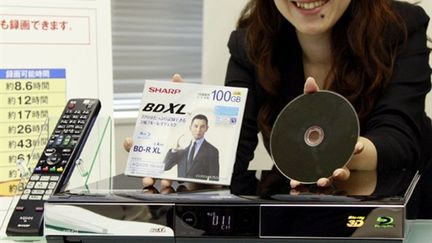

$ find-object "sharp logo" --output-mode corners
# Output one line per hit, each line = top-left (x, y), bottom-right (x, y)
(149, 227), (167, 233)
(148, 87), (181, 95)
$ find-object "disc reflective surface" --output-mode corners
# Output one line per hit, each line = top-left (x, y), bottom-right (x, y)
(270, 91), (359, 183)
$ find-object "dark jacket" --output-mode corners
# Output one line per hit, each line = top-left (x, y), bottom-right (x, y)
(164, 139), (220, 181)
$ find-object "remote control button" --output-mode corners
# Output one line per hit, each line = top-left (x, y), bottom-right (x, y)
(20, 195), (29, 200)
(29, 195), (42, 200)
(34, 166), (42, 173)
(47, 153), (61, 165)
(182, 211), (197, 227)
(30, 175), (41, 181)
(44, 148), (56, 155)
(35, 207), (44, 212)
(63, 129), (71, 134)
(34, 182), (48, 189)
(62, 137), (72, 146)
(55, 135), (64, 146)
(48, 182), (57, 190)
(67, 101), (76, 109)
(63, 147), (72, 152)
(15, 206), (25, 211)
(32, 190), (45, 195)
(45, 148), (56, 156)
(40, 176), (50, 181)
(26, 182), (35, 189)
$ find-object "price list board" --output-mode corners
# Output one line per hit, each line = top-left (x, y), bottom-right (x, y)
(0, 68), (66, 194)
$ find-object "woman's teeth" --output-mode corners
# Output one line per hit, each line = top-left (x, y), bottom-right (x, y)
(295, 0), (327, 10)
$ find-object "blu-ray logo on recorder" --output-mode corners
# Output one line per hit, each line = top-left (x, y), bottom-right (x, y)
(148, 87), (181, 94)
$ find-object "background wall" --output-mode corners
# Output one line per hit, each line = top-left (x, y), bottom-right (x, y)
(115, 0), (432, 174)
(201, 0), (248, 85)
(416, 0), (432, 115)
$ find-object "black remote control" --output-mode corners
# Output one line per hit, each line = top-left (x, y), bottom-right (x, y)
(6, 98), (101, 236)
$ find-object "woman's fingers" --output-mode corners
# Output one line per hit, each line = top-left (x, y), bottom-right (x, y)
(332, 167), (350, 181)
(290, 179), (302, 188)
(354, 141), (364, 155)
(317, 177), (332, 187)
(160, 179), (173, 188)
(291, 166), (350, 189)
(142, 177), (155, 187)
(172, 74), (184, 82)
(142, 177), (173, 190)
(123, 137), (133, 152)
(317, 167), (350, 187)
(303, 77), (320, 94)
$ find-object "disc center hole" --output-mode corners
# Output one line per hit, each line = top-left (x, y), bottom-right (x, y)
(304, 126), (324, 147)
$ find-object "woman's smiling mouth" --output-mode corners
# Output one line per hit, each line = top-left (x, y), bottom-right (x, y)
(293, 0), (329, 10)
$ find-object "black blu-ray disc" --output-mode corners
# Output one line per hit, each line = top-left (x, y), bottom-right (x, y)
(270, 91), (359, 183)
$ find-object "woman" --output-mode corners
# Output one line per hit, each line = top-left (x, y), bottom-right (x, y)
(129, 0), (431, 215)
(226, 0), (432, 200)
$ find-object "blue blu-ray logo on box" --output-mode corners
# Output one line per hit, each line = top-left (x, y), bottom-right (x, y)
(137, 131), (151, 139)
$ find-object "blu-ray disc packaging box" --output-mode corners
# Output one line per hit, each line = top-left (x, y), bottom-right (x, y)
(125, 80), (248, 185)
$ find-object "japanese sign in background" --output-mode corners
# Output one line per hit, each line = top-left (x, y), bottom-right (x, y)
(0, 1), (114, 197)
(0, 69), (66, 193)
